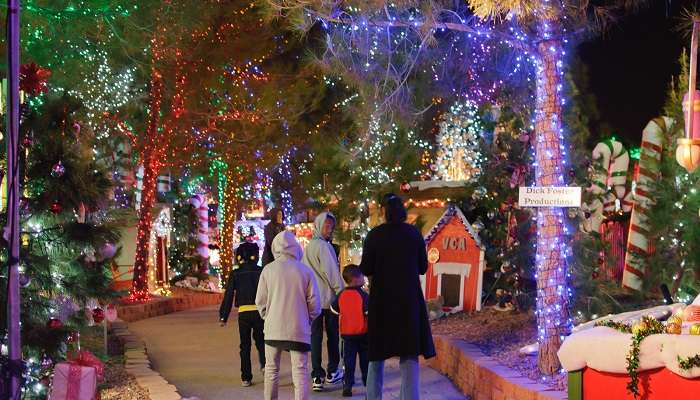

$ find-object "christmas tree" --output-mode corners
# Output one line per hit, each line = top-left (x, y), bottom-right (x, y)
(0, 95), (121, 398)
(434, 99), (484, 182)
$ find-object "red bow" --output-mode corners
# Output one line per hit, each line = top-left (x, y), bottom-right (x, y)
(68, 351), (104, 383)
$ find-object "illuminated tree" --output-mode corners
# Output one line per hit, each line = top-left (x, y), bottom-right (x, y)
(265, 0), (647, 374)
(434, 99), (484, 182)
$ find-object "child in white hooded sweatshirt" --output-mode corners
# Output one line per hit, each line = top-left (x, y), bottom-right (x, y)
(256, 230), (321, 400)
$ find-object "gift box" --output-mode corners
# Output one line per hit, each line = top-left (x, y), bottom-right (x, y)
(48, 351), (104, 400)
(48, 363), (97, 400)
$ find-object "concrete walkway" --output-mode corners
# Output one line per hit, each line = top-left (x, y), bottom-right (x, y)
(129, 305), (465, 400)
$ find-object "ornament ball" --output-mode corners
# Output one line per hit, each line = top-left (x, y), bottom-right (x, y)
(46, 318), (62, 329)
(92, 307), (105, 324)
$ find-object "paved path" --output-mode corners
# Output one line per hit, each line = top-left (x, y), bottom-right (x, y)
(129, 305), (465, 400)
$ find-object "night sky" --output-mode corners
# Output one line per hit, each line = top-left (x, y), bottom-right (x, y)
(578, 0), (685, 145)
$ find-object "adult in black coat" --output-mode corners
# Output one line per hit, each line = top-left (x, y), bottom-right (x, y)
(360, 194), (435, 400)
(262, 208), (285, 266)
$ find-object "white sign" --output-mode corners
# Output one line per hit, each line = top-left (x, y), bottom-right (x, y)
(518, 186), (581, 208)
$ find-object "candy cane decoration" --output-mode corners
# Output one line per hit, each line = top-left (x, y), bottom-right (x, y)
(582, 139), (629, 233)
(190, 194), (210, 260)
(157, 172), (171, 193)
(134, 165), (144, 211)
(622, 117), (672, 290)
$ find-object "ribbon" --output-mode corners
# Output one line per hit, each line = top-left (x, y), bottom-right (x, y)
(67, 351), (104, 383)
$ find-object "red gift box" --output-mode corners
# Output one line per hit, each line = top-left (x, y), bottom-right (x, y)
(48, 351), (104, 400)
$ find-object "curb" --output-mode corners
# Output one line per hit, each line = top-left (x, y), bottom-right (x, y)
(111, 319), (182, 400)
(428, 335), (567, 400)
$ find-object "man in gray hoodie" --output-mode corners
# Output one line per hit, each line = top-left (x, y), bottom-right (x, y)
(301, 211), (345, 391)
(256, 231), (321, 400)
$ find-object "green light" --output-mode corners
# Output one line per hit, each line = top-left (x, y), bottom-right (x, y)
(629, 147), (640, 160)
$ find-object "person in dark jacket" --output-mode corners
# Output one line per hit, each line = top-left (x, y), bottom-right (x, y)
(331, 265), (369, 397)
(262, 208), (286, 266)
(360, 194), (436, 400)
(220, 242), (265, 387)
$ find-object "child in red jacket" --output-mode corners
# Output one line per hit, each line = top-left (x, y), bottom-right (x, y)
(331, 265), (369, 397)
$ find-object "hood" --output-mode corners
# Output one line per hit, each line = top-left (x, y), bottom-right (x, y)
(271, 230), (303, 261)
(235, 242), (260, 265)
(312, 211), (336, 240)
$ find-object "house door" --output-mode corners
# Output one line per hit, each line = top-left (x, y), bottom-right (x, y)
(441, 274), (461, 307)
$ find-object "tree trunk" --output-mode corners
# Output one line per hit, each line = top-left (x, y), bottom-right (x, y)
(534, 38), (572, 375)
(130, 157), (158, 300)
(129, 70), (162, 301)
(219, 167), (237, 286)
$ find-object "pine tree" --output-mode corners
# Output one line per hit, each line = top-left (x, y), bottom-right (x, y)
(434, 99), (484, 182)
(0, 95), (121, 398)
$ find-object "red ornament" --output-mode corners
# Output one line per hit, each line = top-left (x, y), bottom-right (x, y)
(92, 307), (105, 324)
(400, 182), (412, 193)
(20, 63), (52, 96)
(46, 318), (62, 329)
(67, 331), (80, 343)
(592, 271), (600, 279)
(50, 201), (62, 215)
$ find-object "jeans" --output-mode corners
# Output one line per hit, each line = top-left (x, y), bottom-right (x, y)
(239, 311), (265, 381)
(311, 309), (340, 379)
(367, 357), (419, 400)
(264, 345), (310, 400)
(343, 336), (368, 391)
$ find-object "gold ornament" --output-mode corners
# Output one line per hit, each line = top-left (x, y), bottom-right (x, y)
(668, 315), (683, 327)
(428, 248), (440, 264)
(666, 322), (682, 335)
(690, 324), (700, 336)
(632, 321), (649, 335)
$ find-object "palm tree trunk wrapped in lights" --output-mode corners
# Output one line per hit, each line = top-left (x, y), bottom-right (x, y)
(533, 36), (572, 374)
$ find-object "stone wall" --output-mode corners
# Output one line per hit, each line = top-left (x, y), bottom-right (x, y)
(117, 289), (224, 322)
(427, 335), (567, 400)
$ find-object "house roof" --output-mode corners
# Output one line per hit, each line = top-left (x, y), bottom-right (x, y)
(424, 204), (484, 249)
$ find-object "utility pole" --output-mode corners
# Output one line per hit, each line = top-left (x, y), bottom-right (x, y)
(5, 0), (22, 399)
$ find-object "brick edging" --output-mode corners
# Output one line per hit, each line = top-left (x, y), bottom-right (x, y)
(116, 289), (224, 322)
(111, 319), (182, 400)
(427, 335), (567, 400)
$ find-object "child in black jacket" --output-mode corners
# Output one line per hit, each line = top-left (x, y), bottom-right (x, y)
(219, 242), (265, 387)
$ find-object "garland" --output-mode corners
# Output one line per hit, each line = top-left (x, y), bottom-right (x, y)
(678, 354), (700, 370)
(595, 319), (631, 333)
(595, 316), (665, 399)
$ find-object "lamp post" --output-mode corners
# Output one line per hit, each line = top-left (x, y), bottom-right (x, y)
(677, 18), (700, 173)
(4, 1), (22, 399)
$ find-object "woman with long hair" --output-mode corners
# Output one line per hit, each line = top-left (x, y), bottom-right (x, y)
(360, 194), (435, 400)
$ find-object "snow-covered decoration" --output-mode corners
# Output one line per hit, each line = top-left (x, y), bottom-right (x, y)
(424, 204), (483, 248)
(559, 297), (700, 380)
(433, 100), (484, 182)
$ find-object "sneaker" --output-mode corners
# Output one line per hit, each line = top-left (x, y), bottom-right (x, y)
(312, 377), (324, 391)
(242, 380), (252, 387)
(342, 388), (353, 397)
(326, 369), (344, 384)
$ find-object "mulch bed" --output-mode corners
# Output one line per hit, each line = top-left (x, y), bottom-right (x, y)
(80, 326), (151, 400)
(431, 308), (567, 392)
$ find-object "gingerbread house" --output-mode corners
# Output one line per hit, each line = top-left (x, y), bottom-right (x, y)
(423, 204), (485, 312)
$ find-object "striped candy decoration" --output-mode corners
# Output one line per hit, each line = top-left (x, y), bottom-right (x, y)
(621, 117), (672, 290)
(581, 139), (629, 233)
(134, 165), (144, 211)
(190, 194), (210, 260)
(683, 305), (700, 322)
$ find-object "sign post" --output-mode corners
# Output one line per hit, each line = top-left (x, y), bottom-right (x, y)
(518, 186), (582, 208)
